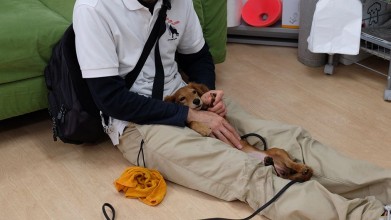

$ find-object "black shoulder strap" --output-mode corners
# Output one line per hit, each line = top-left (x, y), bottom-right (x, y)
(124, 0), (171, 89)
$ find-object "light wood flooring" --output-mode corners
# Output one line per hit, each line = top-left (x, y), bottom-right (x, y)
(1, 43), (391, 220)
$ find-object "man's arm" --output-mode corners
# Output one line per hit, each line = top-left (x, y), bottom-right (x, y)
(86, 76), (189, 126)
(177, 42), (243, 148)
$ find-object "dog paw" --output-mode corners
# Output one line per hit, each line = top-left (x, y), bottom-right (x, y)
(301, 166), (313, 176)
(296, 166), (313, 182)
(284, 165), (313, 182)
(264, 156), (274, 166)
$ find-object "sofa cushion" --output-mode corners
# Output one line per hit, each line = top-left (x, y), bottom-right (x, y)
(0, 0), (71, 84)
(0, 0), (226, 121)
(38, 0), (75, 22)
(0, 76), (48, 120)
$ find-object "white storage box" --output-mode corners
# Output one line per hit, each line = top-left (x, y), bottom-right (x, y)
(282, 0), (300, 29)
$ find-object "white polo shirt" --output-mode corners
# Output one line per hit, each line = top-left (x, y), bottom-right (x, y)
(73, 0), (205, 97)
(73, 0), (206, 145)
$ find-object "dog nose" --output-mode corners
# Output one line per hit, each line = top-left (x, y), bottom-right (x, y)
(193, 99), (200, 105)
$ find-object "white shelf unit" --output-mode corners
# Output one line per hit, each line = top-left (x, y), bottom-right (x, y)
(227, 22), (299, 47)
(324, 0), (391, 100)
(360, 27), (391, 100)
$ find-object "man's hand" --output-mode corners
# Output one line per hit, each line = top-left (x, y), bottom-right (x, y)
(201, 90), (227, 117)
(187, 109), (243, 149)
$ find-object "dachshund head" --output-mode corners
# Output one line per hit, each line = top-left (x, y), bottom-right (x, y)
(164, 83), (210, 110)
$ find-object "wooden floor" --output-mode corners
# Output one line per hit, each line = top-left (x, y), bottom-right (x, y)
(1, 43), (391, 220)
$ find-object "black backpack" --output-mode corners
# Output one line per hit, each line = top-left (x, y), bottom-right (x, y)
(44, 25), (105, 144)
(44, 1), (170, 144)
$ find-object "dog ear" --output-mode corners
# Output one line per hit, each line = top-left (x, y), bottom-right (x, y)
(164, 95), (176, 103)
(189, 83), (210, 96)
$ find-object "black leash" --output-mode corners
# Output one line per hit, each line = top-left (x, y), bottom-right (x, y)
(101, 180), (297, 220)
(240, 133), (268, 150)
(104, 133), (298, 220)
(201, 180), (297, 220)
(137, 140), (146, 167)
(241, 133), (281, 176)
(200, 133), (298, 220)
(102, 203), (115, 220)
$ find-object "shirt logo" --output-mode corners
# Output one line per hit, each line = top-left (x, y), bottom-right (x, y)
(166, 17), (180, 41)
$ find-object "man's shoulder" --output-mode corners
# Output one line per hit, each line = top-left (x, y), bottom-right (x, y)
(74, 0), (99, 8)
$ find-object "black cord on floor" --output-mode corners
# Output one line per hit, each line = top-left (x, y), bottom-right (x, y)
(101, 179), (297, 220)
(201, 180), (298, 220)
(201, 133), (297, 220)
(107, 133), (296, 220)
(241, 133), (268, 150)
(137, 140), (146, 167)
(102, 203), (115, 220)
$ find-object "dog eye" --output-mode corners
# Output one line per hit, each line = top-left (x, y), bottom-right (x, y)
(192, 90), (197, 94)
(179, 97), (186, 102)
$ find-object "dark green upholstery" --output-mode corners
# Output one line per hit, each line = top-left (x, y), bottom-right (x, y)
(0, 0), (227, 120)
(0, 0), (73, 120)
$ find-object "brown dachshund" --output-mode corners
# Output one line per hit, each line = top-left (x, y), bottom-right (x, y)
(164, 83), (313, 182)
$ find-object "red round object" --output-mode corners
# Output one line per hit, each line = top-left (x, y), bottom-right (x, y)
(241, 0), (282, 27)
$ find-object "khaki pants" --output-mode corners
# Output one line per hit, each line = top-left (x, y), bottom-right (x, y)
(117, 98), (390, 220)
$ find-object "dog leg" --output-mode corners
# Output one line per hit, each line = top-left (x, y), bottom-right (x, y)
(265, 148), (313, 182)
(188, 121), (211, 136)
(241, 141), (313, 182)
(240, 140), (282, 174)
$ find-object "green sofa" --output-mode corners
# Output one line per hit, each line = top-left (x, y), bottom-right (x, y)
(0, 0), (227, 120)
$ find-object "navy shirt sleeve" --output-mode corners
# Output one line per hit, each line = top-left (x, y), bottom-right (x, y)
(177, 43), (216, 90)
(85, 42), (215, 127)
(86, 76), (189, 126)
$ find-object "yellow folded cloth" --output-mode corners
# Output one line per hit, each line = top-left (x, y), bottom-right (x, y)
(114, 166), (167, 206)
